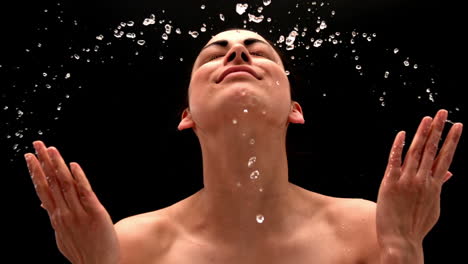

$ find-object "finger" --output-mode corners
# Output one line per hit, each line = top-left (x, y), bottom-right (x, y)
(25, 153), (56, 211)
(400, 116), (433, 179)
(417, 109), (448, 179)
(70, 162), (99, 213)
(47, 147), (85, 213)
(384, 131), (405, 182)
(33, 141), (69, 210)
(433, 122), (463, 182)
(443, 171), (453, 183)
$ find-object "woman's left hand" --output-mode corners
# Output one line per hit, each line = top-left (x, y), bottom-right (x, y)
(376, 109), (463, 253)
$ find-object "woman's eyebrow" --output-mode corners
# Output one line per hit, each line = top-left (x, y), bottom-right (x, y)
(201, 38), (270, 51)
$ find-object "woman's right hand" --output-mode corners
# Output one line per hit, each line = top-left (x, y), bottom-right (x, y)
(25, 141), (120, 264)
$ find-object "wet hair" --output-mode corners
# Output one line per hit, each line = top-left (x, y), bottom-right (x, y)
(182, 28), (298, 112)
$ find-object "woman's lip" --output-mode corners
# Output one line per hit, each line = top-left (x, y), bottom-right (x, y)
(216, 66), (260, 83)
(222, 71), (255, 81)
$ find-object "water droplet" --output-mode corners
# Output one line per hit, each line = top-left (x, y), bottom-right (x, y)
(45, 84), (51, 89)
(219, 14), (225, 21)
(285, 70), (290, 76)
(236, 3), (249, 15)
(285, 31), (298, 46)
(263, 0), (271, 6)
(96, 34), (104, 40)
(243, 109), (248, 113)
(249, 138), (255, 145)
(237, 182), (242, 187)
(232, 119), (238, 125)
(276, 81), (280, 86)
(313, 39), (323, 47)
(189, 31), (199, 38)
(275, 36), (284, 44)
(248, 13), (264, 23)
(38, 130), (43, 135)
(319, 21), (327, 30)
(65, 73), (71, 79)
(127, 21), (135, 27)
(384, 71), (389, 78)
(42, 72), (47, 77)
(248, 156), (256, 168)
(259, 187), (263, 192)
(73, 54), (80, 60)
(393, 48), (399, 54)
(256, 214), (265, 223)
(403, 60), (410, 67)
(201, 4), (206, 9)
(143, 15), (156, 26)
(159, 56), (164, 60)
(162, 33), (168, 40)
(250, 170), (260, 180)
(137, 40), (146, 46)
(165, 24), (172, 34)
(413, 64), (418, 69)
(356, 65), (362, 70)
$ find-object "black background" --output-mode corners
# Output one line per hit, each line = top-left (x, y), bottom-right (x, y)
(1, 0), (466, 263)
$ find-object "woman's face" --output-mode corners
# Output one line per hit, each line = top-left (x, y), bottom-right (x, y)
(179, 29), (303, 132)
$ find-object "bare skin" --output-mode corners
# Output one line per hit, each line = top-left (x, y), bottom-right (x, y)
(25, 30), (463, 264)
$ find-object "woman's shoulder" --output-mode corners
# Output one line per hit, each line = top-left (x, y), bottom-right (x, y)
(318, 194), (380, 261)
(114, 206), (180, 263)
(295, 184), (377, 219)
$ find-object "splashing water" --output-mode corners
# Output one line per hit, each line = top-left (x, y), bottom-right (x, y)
(0, 0), (457, 180)
(248, 156), (256, 168)
(256, 214), (265, 223)
(236, 4), (249, 15)
(250, 170), (260, 180)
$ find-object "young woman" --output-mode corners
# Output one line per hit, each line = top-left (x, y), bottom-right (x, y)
(24, 29), (463, 264)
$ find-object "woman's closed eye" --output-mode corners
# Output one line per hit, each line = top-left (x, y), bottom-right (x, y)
(207, 54), (224, 61)
(250, 52), (265, 57)
(207, 52), (266, 62)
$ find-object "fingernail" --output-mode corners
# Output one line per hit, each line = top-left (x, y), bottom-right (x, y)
(47, 148), (55, 159)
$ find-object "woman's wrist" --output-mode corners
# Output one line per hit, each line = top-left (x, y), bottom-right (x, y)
(380, 239), (424, 264)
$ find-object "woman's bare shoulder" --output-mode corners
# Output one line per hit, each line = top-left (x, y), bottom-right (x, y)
(114, 206), (180, 263)
(320, 195), (380, 262)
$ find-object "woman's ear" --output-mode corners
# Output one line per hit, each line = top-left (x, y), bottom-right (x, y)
(178, 108), (195, 130)
(288, 101), (305, 124)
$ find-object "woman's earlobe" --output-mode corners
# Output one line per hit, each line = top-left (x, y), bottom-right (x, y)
(289, 101), (305, 124)
(178, 108), (195, 131)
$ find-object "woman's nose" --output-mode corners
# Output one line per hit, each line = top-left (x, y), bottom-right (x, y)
(224, 46), (251, 64)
